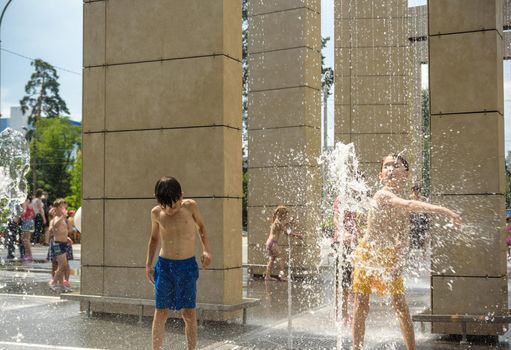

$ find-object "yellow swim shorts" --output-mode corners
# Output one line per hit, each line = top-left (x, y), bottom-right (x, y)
(352, 239), (405, 296)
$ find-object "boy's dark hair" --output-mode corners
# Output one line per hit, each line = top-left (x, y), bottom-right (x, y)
(154, 176), (182, 207)
(35, 188), (43, 198)
(381, 153), (409, 172)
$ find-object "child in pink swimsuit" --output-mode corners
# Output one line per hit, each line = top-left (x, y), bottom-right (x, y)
(264, 206), (302, 281)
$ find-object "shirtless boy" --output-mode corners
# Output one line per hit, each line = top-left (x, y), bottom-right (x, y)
(48, 199), (73, 293)
(146, 176), (212, 350)
(351, 154), (461, 350)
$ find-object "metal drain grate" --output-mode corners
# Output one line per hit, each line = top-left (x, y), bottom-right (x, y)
(234, 332), (338, 349)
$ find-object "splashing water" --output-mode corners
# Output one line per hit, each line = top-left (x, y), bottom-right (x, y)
(0, 128), (30, 251)
(319, 142), (369, 348)
(0, 128), (30, 206)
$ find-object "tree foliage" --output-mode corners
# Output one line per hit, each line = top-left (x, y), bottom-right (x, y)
(66, 149), (82, 210)
(321, 37), (334, 97)
(26, 117), (81, 199)
(20, 59), (70, 129)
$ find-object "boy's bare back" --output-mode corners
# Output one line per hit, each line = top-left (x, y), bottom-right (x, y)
(152, 199), (199, 260)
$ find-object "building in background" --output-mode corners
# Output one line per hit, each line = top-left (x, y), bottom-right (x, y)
(0, 107), (28, 133)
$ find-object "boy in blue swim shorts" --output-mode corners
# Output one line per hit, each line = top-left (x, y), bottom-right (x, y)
(146, 176), (212, 350)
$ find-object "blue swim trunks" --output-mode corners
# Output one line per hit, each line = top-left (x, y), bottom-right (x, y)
(154, 256), (199, 310)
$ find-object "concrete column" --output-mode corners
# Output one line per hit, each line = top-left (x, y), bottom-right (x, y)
(247, 1), (322, 274)
(82, 0), (242, 320)
(407, 5), (428, 187)
(428, 0), (507, 335)
(334, 0), (411, 183)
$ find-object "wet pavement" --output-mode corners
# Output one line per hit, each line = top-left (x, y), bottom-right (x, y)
(0, 243), (510, 349)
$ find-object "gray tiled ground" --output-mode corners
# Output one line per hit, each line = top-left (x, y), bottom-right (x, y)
(0, 243), (510, 349)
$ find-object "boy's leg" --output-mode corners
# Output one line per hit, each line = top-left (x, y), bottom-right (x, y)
(391, 293), (415, 350)
(21, 232), (32, 258)
(352, 292), (370, 350)
(54, 254), (67, 286)
(181, 308), (197, 350)
(152, 308), (169, 350)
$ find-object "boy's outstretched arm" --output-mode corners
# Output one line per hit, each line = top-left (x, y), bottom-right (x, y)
(191, 201), (212, 269)
(388, 195), (461, 227)
(145, 208), (160, 285)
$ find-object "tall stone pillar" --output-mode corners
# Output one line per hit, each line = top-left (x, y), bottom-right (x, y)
(82, 0), (242, 320)
(408, 5), (428, 188)
(335, 0), (411, 183)
(247, 1), (321, 274)
(429, 0), (507, 335)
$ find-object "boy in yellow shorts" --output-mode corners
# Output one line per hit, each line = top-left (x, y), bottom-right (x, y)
(351, 154), (461, 350)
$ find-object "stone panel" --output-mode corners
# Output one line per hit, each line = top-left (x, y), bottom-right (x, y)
(430, 195), (506, 277)
(196, 268), (242, 304)
(431, 276), (508, 335)
(248, 127), (320, 168)
(430, 113), (505, 195)
(335, 18), (407, 48)
(249, 47), (321, 91)
(249, 0), (320, 16)
(81, 266), (104, 295)
(429, 31), (503, 115)
(429, 0), (503, 36)
(106, 0), (241, 64)
(335, 46), (409, 76)
(83, 67), (105, 133)
(83, 1), (105, 67)
(81, 199), (104, 266)
(248, 87), (320, 129)
(82, 132), (104, 199)
(334, 76), (351, 106)
(105, 56), (241, 131)
(334, 104), (351, 135)
(353, 104), (410, 133)
(248, 166), (321, 207)
(248, 8), (320, 53)
(104, 198), (241, 270)
(350, 133), (409, 163)
(335, 0), (406, 19)
(104, 267), (155, 299)
(104, 127), (241, 199)
(351, 75), (408, 105)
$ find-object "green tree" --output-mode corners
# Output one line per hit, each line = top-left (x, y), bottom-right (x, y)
(321, 37), (334, 98)
(66, 149), (82, 210)
(20, 59), (70, 129)
(26, 117), (81, 199)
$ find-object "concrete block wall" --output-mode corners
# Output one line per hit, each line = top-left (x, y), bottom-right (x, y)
(247, 0), (322, 275)
(428, 0), (507, 335)
(334, 0), (412, 186)
(82, 0), (242, 320)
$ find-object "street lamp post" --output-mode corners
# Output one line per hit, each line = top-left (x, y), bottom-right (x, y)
(0, 0), (13, 117)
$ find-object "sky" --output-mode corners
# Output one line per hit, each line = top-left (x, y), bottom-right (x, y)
(2, 0), (510, 152)
(0, 0), (82, 121)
